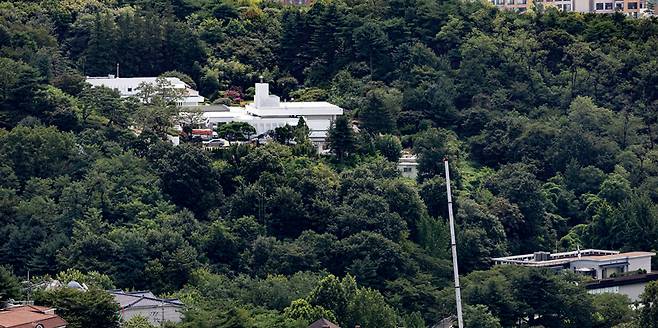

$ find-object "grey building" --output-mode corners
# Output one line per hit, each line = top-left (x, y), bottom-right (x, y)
(110, 290), (183, 325)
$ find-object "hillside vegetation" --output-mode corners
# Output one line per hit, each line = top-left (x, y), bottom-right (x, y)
(1, 0), (658, 327)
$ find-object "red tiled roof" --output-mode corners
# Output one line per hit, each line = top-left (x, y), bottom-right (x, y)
(0, 305), (67, 328)
(192, 129), (213, 135)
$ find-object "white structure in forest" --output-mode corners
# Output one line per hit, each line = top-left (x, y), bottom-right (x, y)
(85, 75), (205, 106)
(201, 83), (343, 151)
(494, 249), (658, 301)
(110, 290), (183, 325)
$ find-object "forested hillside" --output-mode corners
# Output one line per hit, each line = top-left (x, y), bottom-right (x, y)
(2, 0), (658, 327)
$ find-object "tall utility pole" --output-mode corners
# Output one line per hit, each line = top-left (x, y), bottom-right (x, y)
(444, 158), (464, 328)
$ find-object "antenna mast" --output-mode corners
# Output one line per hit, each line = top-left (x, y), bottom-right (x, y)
(444, 158), (464, 328)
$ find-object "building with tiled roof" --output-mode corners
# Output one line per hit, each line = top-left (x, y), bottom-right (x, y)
(110, 290), (183, 326)
(0, 305), (67, 328)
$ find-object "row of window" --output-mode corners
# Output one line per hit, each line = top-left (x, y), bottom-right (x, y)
(492, 0), (527, 5)
(493, 0), (643, 10)
(595, 1), (641, 10)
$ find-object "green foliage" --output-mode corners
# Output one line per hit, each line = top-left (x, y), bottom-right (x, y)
(55, 268), (114, 290)
(3, 1), (658, 327)
(0, 266), (21, 302)
(327, 115), (355, 160)
(35, 288), (120, 328)
(123, 316), (156, 328)
(639, 281), (658, 328)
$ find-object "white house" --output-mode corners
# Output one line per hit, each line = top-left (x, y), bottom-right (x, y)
(493, 249), (658, 301)
(397, 153), (419, 179)
(110, 290), (183, 325)
(200, 83), (343, 151)
(85, 75), (205, 106)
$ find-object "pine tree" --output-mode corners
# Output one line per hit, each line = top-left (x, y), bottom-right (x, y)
(327, 115), (355, 161)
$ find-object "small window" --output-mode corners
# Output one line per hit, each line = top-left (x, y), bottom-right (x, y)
(403, 167), (412, 173)
(127, 87), (133, 92)
(628, 2), (637, 8)
(596, 2), (604, 9)
(564, 3), (572, 10)
(605, 2), (613, 9)
(507, 0), (514, 5)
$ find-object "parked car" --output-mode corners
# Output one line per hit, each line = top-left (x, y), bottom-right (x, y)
(202, 138), (229, 148)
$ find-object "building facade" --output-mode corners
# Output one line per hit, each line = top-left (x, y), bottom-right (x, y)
(110, 290), (183, 326)
(491, 0), (650, 16)
(85, 76), (205, 106)
(397, 153), (419, 179)
(493, 249), (657, 301)
(200, 83), (343, 151)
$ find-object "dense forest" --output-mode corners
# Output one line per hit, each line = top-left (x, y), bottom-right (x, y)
(2, 0), (658, 327)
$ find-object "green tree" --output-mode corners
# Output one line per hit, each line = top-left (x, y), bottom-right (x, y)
(216, 122), (256, 144)
(464, 304), (502, 328)
(639, 281), (658, 328)
(0, 266), (21, 302)
(360, 88), (401, 134)
(35, 288), (120, 328)
(327, 115), (355, 161)
(375, 134), (402, 162)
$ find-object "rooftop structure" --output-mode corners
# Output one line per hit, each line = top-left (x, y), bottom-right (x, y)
(85, 75), (205, 106)
(0, 305), (67, 328)
(199, 83), (343, 151)
(494, 249), (657, 301)
(110, 290), (183, 326)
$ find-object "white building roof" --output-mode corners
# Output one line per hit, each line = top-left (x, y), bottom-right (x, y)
(493, 249), (655, 267)
(110, 290), (183, 309)
(86, 77), (188, 90)
(85, 76), (204, 105)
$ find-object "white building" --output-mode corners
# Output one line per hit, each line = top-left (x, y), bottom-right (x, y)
(493, 249), (658, 301)
(110, 290), (183, 325)
(85, 75), (205, 106)
(200, 83), (343, 151)
(397, 153), (419, 179)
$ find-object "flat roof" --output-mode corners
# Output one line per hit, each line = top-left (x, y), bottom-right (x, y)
(493, 249), (655, 267)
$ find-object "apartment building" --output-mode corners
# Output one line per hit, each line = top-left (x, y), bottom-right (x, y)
(491, 0), (650, 16)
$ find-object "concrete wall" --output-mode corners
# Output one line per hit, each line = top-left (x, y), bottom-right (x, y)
(628, 256), (652, 272)
(121, 305), (182, 325)
(588, 282), (647, 302)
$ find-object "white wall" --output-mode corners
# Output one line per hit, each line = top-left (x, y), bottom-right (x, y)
(121, 305), (182, 325)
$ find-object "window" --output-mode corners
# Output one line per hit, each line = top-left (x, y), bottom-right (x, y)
(628, 2), (638, 8)
(564, 3), (572, 10)
(507, 0), (514, 5)
(596, 2), (604, 9)
(403, 167), (412, 173)
(127, 87), (133, 92)
(615, 2), (624, 9)
(605, 2), (613, 9)
(519, 0), (527, 4)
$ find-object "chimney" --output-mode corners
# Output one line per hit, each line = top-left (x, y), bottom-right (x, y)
(254, 83), (269, 108)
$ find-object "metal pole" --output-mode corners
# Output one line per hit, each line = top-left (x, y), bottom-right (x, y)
(444, 158), (464, 328)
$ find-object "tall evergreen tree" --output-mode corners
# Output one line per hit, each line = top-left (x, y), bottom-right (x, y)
(327, 115), (355, 161)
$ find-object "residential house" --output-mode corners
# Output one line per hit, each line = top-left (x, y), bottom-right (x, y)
(493, 249), (658, 301)
(110, 290), (183, 326)
(397, 153), (419, 179)
(0, 305), (67, 328)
